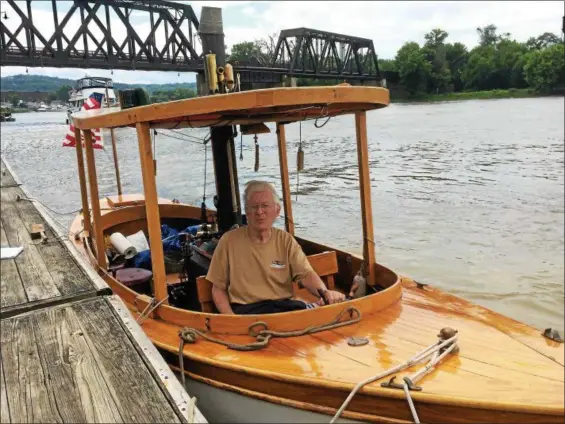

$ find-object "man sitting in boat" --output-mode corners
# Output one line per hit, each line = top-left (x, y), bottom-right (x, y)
(206, 180), (345, 314)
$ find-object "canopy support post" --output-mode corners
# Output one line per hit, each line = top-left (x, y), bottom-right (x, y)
(105, 86), (122, 196)
(276, 123), (295, 235)
(83, 129), (107, 270)
(355, 111), (376, 286)
(136, 122), (168, 305)
(74, 127), (91, 236)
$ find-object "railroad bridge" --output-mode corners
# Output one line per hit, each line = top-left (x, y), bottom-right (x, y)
(0, 0), (400, 89)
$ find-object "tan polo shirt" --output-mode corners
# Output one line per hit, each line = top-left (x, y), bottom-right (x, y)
(206, 226), (314, 304)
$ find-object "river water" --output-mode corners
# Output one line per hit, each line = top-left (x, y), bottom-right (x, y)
(1, 97), (563, 332)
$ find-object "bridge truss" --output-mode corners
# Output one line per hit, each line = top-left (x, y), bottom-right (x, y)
(0, 0), (394, 83)
(0, 0), (201, 71)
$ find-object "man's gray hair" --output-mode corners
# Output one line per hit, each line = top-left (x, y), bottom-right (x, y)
(243, 180), (282, 210)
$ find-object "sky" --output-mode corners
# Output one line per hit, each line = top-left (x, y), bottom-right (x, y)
(0, 1), (563, 85)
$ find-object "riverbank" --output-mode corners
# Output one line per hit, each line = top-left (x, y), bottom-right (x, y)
(391, 88), (564, 103)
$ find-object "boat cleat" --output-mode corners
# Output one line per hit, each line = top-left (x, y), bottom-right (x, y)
(381, 376), (422, 391)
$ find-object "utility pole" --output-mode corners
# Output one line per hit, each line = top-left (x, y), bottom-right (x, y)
(198, 7), (242, 231)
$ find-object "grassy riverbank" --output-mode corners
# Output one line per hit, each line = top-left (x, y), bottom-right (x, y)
(392, 88), (564, 103)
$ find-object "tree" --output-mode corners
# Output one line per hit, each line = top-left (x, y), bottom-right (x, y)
(523, 43), (565, 90)
(57, 84), (72, 102)
(394, 42), (432, 95)
(423, 29), (451, 93)
(445, 42), (468, 91)
(493, 39), (528, 89)
(228, 41), (262, 63)
(378, 59), (397, 72)
(424, 28), (449, 49)
(477, 24), (510, 46)
(462, 45), (497, 90)
(47, 92), (57, 103)
(525, 32), (562, 50)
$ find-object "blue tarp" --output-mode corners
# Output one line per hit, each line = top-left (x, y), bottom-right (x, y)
(133, 224), (200, 270)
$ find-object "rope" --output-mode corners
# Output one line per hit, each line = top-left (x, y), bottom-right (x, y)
(403, 383), (420, 423)
(15, 194), (81, 216)
(330, 332), (459, 423)
(178, 306), (361, 386)
(136, 296), (169, 324)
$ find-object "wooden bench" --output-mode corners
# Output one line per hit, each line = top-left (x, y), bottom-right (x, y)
(195, 250), (339, 313)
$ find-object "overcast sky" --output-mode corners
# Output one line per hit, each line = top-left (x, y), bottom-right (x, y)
(1, 1), (563, 84)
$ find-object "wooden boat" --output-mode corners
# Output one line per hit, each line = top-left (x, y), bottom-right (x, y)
(67, 85), (564, 423)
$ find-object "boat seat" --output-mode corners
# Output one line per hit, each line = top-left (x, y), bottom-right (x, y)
(195, 250), (338, 313)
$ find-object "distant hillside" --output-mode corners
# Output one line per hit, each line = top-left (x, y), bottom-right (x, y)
(0, 74), (196, 93)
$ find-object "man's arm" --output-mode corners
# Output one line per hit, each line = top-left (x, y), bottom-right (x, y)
(206, 235), (232, 314)
(212, 285), (234, 314)
(300, 270), (345, 305)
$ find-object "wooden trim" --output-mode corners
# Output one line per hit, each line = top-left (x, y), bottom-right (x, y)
(196, 276), (215, 313)
(83, 129), (107, 269)
(73, 127), (91, 235)
(136, 122), (168, 305)
(72, 86), (390, 130)
(276, 123), (294, 235)
(355, 111), (376, 286)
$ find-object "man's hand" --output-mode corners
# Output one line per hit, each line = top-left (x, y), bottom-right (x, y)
(301, 271), (346, 305)
(320, 289), (346, 305)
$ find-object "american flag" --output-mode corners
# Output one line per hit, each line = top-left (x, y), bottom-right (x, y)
(63, 92), (104, 149)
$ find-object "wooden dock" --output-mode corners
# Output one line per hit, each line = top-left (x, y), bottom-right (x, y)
(0, 158), (206, 423)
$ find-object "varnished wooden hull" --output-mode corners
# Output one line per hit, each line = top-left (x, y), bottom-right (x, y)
(179, 374), (361, 423)
(69, 198), (565, 423)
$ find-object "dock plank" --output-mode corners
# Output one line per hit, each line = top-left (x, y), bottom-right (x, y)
(31, 305), (123, 423)
(0, 315), (62, 423)
(1, 188), (62, 303)
(11, 185), (95, 297)
(73, 298), (182, 423)
(0, 223), (28, 309)
(0, 161), (17, 187)
(0, 359), (10, 424)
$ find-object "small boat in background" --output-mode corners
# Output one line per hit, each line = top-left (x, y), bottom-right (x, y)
(0, 108), (16, 122)
(66, 76), (118, 124)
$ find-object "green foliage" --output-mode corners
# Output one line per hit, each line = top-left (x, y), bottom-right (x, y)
(395, 42), (431, 95)
(462, 45), (497, 90)
(228, 41), (263, 62)
(57, 85), (72, 101)
(525, 32), (562, 50)
(477, 24), (510, 46)
(378, 59), (397, 72)
(444, 42), (468, 91)
(0, 74), (196, 94)
(523, 43), (565, 90)
(150, 87), (196, 103)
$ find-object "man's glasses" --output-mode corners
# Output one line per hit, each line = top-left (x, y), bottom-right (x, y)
(250, 203), (274, 212)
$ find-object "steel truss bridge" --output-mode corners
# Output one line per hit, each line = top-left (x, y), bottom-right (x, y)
(0, 0), (398, 83)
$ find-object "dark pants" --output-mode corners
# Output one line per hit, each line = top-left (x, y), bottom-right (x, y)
(231, 299), (307, 315)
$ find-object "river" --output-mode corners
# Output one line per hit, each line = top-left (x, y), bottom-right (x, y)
(1, 96), (563, 333)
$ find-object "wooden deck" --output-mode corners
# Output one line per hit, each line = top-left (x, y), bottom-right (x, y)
(0, 158), (109, 318)
(0, 158), (206, 423)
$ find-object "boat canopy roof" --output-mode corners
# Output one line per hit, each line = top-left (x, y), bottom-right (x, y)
(71, 85), (389, 131)
(74, 77), (113, 91)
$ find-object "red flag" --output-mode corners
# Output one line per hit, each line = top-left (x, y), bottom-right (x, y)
(63, 92), (104, 149)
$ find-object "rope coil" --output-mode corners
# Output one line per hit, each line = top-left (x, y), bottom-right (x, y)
(177, 306), (361, 387)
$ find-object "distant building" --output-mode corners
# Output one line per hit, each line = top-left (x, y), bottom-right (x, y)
(0, 91), (52, 103)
